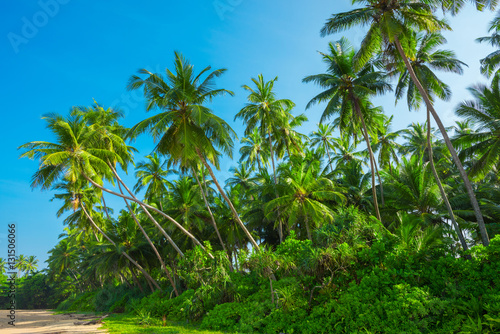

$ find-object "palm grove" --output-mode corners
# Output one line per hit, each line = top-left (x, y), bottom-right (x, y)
(13, 1), (500, 332)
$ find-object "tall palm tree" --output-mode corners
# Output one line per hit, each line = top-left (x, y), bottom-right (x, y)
(128, 52), (259, 250)
(382, 30), (470, 251)
(303, 38), (391, 220)
(310, 123), (337, 171)
(454, 76), (500, 179)
(322, 1), (490, 246)
(235, 74), (295, 241)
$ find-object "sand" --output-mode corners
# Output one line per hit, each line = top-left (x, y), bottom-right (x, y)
(0, 310), (108, 334)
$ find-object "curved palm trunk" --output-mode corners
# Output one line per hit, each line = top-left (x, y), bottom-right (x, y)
(117, 182), (179, 296)
(394, 36), (489, 246)
(192, 169), (229, 255)
(373, 159), (385, 206)
(80, 203), (160, 290)
(351, 95), (382, 221)
(267, 131), (283, 242)
(130, 267), (144, 293)
(82, 172), (210, 257)
(101, 194), (112, 221)
(426, 108), (469, 252)
(196, 148), (260, 251)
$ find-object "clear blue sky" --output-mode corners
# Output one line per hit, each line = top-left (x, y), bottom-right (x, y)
(0, 0), (496, 269)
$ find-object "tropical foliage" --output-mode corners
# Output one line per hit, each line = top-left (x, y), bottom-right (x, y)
(9, 2), (500, 333)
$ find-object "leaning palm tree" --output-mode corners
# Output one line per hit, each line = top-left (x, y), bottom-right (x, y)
(235, 74), (295, 241)
(127, 52), (259, 250)
(321, 0), (490, 245)
(303, 38), (391, 221)
(384, 30), (468, 251)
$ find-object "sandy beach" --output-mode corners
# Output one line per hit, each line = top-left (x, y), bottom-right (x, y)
(0, 310), (108, 334)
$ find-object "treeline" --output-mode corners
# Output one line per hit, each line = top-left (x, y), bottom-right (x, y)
(17, 1), (500, 332)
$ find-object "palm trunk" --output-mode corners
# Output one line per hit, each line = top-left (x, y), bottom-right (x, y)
(82, 171), (209, 257)
(351, 95), (382, 221)
(305, 215), (312, 242)
(193, 168), (229, 255)
(101, 194), (112, 221)
(130, 267), (144, 293)
(394, 36), (489, 246)
(426, 108), (469, 252)
(325, 143), (333, 172)
(195, 148), (260, 251)
(373, 158), (385, 206)
(117, 182), (179, 296)
(80, 203), (161, 290)
(267, 131), (283, 243)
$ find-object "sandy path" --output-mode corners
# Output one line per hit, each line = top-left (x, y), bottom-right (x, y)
(0, 310), (108, 334)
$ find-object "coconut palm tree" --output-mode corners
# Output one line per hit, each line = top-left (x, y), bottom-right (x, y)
(24, 256), (39, 276)
(236, 74), (295, 242)
(371, 115), (403, 173)
(134, 153), (175, 211)
(310, 123), (337, 171)
(330, 135), (367, 170)
(239, 128), (270, 171)
(128, 52), (259, 250)
(266, 156), (345, 241)
(477, 12), (500, 77)
(321, 0), (490, 245)
(303, 38), (391, 221)
(454, 76), (500, 179)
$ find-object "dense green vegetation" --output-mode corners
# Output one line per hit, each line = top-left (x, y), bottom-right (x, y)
(10, 1), (500, 332)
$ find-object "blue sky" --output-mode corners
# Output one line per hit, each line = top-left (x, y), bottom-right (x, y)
(0, 0), (497, 269)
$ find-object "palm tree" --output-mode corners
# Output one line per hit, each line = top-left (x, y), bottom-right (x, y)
(454, 76), (500, 179)
(266, 156), (345, 241)
(477, 9), (500, 77)
(303, 38), (391, 221)
(134, 153), (175, 211)
(239, 128), (270, 171)
(128, 52), (259, 250)
(321, 1), (490, 246)
(371, 115), (403, 173)
(15, 255), (27, 277)
(235, 74), (295, 241)
(329, 135), (367, 170)
(382, 30), (470, 251)
(226, 162), (257, 196)
(310, 123), (337, 171)
(273, 110), (309, 160)
(24, 256), (39, 276)
(0, 258), (7, 275)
